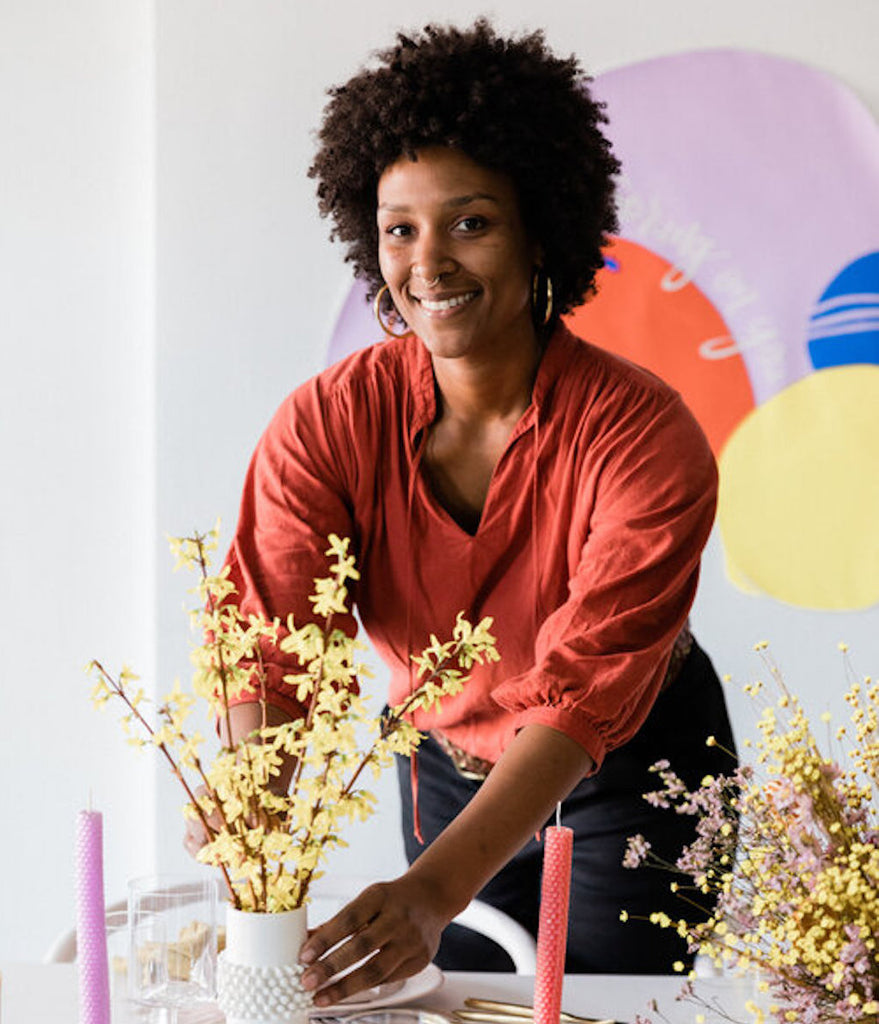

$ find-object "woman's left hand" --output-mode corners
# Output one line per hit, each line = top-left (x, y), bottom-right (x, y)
(299, 725), (593, 1004)
(298, 875), (450, 1005)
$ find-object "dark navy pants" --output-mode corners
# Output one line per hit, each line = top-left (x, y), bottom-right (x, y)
(395, 641), (737, 974)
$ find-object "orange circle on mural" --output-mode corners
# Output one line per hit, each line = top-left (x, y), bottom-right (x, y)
(565, 237), (755, 456)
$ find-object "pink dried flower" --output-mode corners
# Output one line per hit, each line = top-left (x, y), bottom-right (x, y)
(623, 833), (652, 869)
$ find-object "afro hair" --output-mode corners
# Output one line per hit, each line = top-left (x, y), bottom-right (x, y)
(309, 19), (620, 318)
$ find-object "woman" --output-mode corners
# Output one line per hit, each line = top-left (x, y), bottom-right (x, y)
(205, 20), (736, 1001)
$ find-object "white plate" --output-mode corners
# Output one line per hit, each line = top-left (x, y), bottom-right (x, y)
(312, 963), (444, 1015)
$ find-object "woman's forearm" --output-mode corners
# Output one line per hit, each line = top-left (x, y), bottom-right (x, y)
(184, 701), (298, 858)
(405, 723), (593, 917)
(221, 701), (299, 791)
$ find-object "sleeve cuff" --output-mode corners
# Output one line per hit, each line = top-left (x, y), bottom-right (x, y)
(510, 704), (608, 774)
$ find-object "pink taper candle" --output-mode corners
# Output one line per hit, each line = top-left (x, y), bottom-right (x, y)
(534, 818), (573, 1024)
(75, 809), (111, 1024)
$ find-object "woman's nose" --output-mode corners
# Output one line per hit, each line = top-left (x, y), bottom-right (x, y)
(411, 233), (456, 284)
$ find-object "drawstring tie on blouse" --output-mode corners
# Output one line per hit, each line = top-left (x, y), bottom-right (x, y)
(405, 429), (428, 844)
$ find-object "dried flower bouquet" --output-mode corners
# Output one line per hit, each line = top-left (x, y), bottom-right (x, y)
(624, 645), (878, 1024)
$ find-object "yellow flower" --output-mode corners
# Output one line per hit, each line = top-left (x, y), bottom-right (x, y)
(87, 530), (497, 913)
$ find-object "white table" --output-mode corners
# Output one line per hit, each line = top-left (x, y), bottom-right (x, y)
(0, 963), (759, 1024)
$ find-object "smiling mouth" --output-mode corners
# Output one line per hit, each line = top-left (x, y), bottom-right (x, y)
(416, 290), (479, 313)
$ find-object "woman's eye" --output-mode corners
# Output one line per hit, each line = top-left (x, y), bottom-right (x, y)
(456, 216), (486, 233)
(386, 224), (412, 238)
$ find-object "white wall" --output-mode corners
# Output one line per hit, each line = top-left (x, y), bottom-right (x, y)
(0, 0), (156, 959)
(1, 0), (877, 961)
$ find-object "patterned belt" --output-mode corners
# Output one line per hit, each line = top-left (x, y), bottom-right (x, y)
(431, 730), (496, 782)
(431, 623), (694, 783)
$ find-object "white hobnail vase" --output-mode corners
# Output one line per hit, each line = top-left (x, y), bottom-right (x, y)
(217, 905), (312, 1024)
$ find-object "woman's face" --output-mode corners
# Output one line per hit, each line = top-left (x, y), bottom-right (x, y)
(377, 147), (539, 363)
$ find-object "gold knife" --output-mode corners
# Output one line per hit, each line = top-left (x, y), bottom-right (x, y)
(460, 998), (618, 1024)
(453, 1013), (616, 1024)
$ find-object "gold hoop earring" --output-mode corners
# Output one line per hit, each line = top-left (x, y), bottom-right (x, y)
(373, 284), (411, 338)
(531, 269), (554, 327)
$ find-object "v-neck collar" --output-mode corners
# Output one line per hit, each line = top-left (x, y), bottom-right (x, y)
(401, 323), (578, 539)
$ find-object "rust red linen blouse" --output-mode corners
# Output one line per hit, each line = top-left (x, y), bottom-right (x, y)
(225, 324), (717, 772)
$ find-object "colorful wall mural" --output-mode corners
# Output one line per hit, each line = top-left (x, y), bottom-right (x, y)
(327, 50), (879, 612)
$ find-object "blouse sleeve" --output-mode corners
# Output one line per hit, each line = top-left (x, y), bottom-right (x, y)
(223, 377), (358, 719)
(491, 386), (718, 771)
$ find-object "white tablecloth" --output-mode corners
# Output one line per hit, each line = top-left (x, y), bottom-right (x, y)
(0, 962), (759, 1024)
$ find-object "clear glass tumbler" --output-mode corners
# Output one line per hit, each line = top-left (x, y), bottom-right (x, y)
(127, 875), (219, 1022)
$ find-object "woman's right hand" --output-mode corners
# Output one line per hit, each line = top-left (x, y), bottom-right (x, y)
(183, 782), (291, 860)
(183, 784), (224, 859)
(183, 702), (298, 859)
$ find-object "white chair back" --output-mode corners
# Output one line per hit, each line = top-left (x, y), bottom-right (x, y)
(45, 876), (538, 975)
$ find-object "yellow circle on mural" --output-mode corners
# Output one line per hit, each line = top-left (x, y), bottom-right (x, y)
(718, 364), (879, 610)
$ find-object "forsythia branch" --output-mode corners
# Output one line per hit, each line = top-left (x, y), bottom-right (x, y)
(88, 528), (499, 913)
